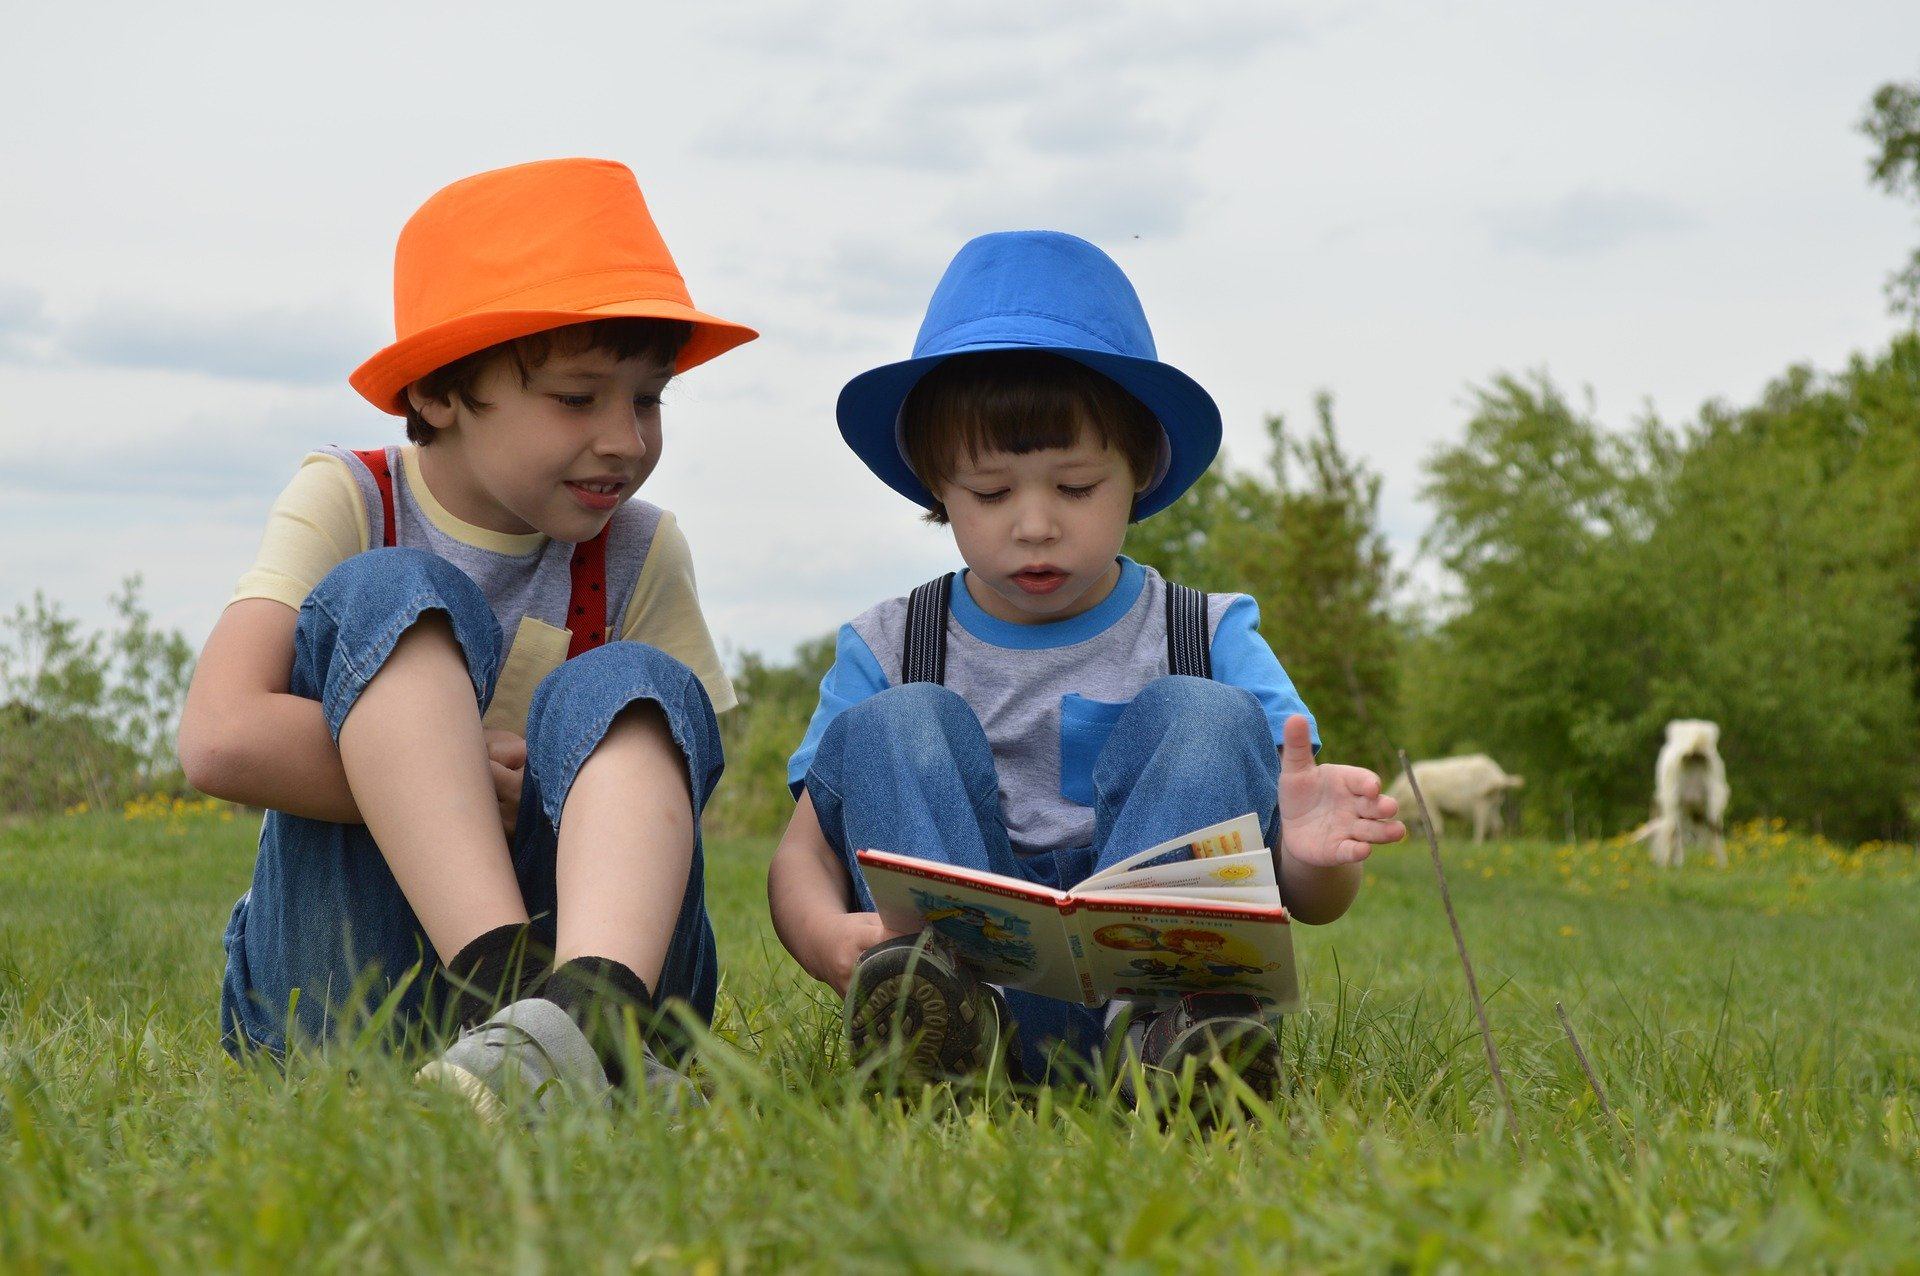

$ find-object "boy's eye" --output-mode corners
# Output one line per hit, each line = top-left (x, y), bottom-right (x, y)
(1059, 483), (1098, 499)
(553, 393), (595, 409)
(634, 393), (664, 411)
(968, 488), (1009, 504)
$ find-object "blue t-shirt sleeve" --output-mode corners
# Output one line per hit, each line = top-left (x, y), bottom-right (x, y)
(786, 623), (892, 796)
(1210, 594), (1320, 753)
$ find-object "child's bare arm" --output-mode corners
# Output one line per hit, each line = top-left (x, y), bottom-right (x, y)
(1274, 713), (1404, 924)
(768, 791), (905, 995)
(177, 598), (363, 823)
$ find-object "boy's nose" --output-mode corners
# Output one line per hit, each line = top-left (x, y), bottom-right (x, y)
(594, 408), (649, 460)
(1012, 499), (1057, 543)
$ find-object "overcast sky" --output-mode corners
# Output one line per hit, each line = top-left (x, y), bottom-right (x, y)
(2, 1), (1916, 671)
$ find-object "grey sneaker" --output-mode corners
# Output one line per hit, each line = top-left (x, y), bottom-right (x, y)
(1115, 993), (1283, 1116)
(416, 997), (610, 1122)
(844, 932), (1021, 1084)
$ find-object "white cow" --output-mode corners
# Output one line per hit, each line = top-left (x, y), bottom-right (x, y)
(1387, 755), (1525, 845)
(1639, 719), (1729, 868)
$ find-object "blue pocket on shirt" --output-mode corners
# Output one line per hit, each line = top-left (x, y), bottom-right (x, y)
(1058, 693), (1132, 807)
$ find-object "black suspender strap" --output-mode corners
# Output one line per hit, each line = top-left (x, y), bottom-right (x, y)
(1164, 581), (1213, 679)
(899, 571), (1211, 685)
(901, 574), (953, 684)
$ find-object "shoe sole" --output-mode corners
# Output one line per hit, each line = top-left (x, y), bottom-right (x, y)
(415, 1058), (508, 1124)
(1143, 1018), (1283, 1103)
(845, 943), (999, 1081)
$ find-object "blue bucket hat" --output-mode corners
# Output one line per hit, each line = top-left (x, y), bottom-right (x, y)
(836, 230), (1222, 520)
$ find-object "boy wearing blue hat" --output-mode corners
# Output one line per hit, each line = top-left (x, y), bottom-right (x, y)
(768, 231), (1405, 1098)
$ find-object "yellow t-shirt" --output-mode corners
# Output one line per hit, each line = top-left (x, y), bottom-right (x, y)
(231, 447), (735, 733)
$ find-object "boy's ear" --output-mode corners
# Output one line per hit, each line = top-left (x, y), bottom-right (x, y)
(406, 383), (458, 431)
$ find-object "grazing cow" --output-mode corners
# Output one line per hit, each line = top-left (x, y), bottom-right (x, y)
(1387, 755), (1525, 845)
(1638, 719), (1729, 867)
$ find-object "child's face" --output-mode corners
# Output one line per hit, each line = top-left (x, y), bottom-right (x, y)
(937, 427), (1142, 625)
(409, 346), (674, 540)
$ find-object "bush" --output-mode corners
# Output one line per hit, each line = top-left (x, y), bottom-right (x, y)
(0, 577), (194, 816)
(706, 635), (836, 838)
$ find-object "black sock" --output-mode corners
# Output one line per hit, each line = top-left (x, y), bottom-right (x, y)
(544, 956), (656, 1088)
(431, 922), (551, 1030)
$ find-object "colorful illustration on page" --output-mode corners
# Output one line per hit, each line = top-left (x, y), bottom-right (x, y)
(1092, 922), (1280, 992)
(910, 890), (1039, 968)
(1187, 828), (1247, 859)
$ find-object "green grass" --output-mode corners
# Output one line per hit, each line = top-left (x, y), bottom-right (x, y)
(4, 803), (1918, 1272)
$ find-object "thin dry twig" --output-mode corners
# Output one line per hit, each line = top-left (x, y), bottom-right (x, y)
(1399, 748), (1525, 1159)
(1554, 999), (1616, 1126)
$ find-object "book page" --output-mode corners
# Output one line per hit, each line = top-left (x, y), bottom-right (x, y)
(857, 850), (1088, 1002)
(1071, 894), (1301, 1011)
(1077, 846), (1276, 901)
(1080, 813), (1267, 887)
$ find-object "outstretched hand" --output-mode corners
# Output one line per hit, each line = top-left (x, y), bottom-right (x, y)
(1277, 714), (1405, 866)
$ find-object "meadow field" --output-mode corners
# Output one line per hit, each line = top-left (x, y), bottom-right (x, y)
(2, 802), (1917, 1272)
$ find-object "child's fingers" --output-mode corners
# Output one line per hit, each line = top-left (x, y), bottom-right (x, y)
(484, 731), (528, 770)
(1279, 714), (1315, 773)
(1356, 818), (1406, 845)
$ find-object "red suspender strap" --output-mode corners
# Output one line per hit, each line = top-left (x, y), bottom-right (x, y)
(565, 528), (611, 659)
(351, 448), (397, 549)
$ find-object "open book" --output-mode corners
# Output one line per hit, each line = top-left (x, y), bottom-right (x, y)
(857, 813), (1299, 1011)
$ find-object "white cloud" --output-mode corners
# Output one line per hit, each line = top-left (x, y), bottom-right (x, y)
(2, 0), (1918, 669)
(63, 301), (381, 386)
(1486, 190), (1695, 258)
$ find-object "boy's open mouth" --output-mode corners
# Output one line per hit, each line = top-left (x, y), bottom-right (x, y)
(565, 480), (624, 511)
(1013, 569), (1066, 595)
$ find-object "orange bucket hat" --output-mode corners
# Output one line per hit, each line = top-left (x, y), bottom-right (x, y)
(350, 158), (757, 414)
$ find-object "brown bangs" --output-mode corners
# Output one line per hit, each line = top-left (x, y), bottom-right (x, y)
(900, 351), (1162, 523)
(403, 317), (694, 445)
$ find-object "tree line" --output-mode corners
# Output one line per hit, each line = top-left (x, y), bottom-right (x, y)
(13, 77), (1920, 841)
(713, 75), (1920, 845)
(713, 335), (1920, 845)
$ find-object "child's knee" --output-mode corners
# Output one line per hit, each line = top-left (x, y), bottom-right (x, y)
(844, 681), (972, 736)
(533, 644), (715, 746)
(527, 643), (721, 804)
(294, 549), (502, 722)
(312, 546), (481, 611)
(1130, 674), (1262, 730)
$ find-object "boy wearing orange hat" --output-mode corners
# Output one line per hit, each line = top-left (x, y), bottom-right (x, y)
(178, 159), (755, 1115)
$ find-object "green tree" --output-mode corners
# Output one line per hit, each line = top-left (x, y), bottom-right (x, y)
(1638, 342), (1920, 838)
(1410, 345), (1920, 841)
(0, 576), (195, 813)
(1410, 373), (1669, 833)
(708, 634), (837, 837)
(1862, 74), (1920, 318)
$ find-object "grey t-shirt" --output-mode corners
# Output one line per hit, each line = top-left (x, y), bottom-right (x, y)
(789, 558), (1315, 856)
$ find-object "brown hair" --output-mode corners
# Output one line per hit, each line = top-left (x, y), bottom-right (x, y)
(402, 317), (694, 444)
(899, 351), (1162, 524)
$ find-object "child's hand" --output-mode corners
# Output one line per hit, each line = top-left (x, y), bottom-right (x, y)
(1277, 714), (1405, 867)
(484, 729), (527, 839)
(809, 911), (909, 997)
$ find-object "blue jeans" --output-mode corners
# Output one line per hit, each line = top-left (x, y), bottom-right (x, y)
(220, 548), (723, 1058)
(804, 677), (1280, 1080)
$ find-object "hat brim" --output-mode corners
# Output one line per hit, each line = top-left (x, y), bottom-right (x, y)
(350, 299), (758, 415)
(836, 344), (1221, 521)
